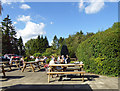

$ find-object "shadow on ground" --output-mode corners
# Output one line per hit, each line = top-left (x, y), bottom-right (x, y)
(2, 84), (92, 91)
(0, 76), (24, 81)
(50, 74), (99, 82)
(1, 84), (119, 91)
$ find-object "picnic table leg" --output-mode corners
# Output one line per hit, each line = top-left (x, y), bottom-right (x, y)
(22, 63), (26, 72)
(51, 67), (53, 78)
(82, 73), (84, 82)
(8, 64), (12, 70)
(15, 61), (19, 68)
(48, 74), (50, 83)
(36, 62), (41, 70)
(30, 63), (35, 72)
(2, 66), (6, 77)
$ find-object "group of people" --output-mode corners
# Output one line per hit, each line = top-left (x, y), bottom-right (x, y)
(49, 55), (70, 65)
(44, 55), (70, 71)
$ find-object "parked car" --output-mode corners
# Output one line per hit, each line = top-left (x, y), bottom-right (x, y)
(4, 54), (20, 60)
(0, 56), (10, 61)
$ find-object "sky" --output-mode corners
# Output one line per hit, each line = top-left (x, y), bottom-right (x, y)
(0, 0), (118, 45)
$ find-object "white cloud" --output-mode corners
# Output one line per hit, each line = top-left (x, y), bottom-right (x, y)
(21, 0), (25, 3)
(17, 21), (46, 44)
(85, 0), (104, 14)
(79, 0), (104, 14)
(50, 21), (54, 24)
(79, 0), (84, 11)
(17, 15), (31, 22)
(20, 4), (31, 10)
(1, 0), (11, 5)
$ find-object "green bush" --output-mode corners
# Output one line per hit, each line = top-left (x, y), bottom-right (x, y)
(24, 56), (35, 62)
(76, 22), (120, 76)
(33, 53), (42, 57)
(42, 52), (51, 57)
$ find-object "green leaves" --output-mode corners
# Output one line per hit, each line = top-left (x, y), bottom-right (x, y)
(76, 22), (120, 77)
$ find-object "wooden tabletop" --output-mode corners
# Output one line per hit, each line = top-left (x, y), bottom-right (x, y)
(0, 61), (9, 64)
(24, 60), (43, 64)
(48, 63), (84, 67)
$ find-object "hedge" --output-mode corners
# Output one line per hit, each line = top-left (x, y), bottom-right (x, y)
(76, 22), (120, 76)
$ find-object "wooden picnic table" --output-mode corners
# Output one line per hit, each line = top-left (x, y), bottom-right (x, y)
(47, 63), (85, 82)
(10, 60), (23, 69)
(0, 61), (12, 70)
(0, 61), (12, 77)
(21, 60), (43, 72)
(48, 63), (84, 72)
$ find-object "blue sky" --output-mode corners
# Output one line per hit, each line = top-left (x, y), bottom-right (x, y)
(1, 1), (118, 45)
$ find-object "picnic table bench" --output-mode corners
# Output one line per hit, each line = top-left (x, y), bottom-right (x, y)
(47, 64), (85, 83)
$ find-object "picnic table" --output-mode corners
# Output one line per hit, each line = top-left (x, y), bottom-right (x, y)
(0, 61), (12, 77)
(47, 63), (85, 83)
(10, 60), (23, 69)
(21, 60), (43, 72)
(0, 61), (12, 70)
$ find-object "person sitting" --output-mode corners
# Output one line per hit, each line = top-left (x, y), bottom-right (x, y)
(65, 55), (71, 64)
(60, 55), (65, 64)
(9, 56), (14, 65)
(35, 56), (39, 62)
(55, 55), (61, 64)
(44, 55), (55, 71)
(43, 56), (47, 65)
(20, 56), (24, 66)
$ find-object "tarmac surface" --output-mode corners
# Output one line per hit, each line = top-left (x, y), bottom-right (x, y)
(0, 67), (119, 91)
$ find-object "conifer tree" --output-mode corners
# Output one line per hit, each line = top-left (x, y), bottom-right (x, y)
(1, 15), (19, 55)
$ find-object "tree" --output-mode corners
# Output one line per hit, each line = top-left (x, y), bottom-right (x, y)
(52, 35), (58, 50)
(18, 36), (25, 55)
(1, 15), (19, 55)
(44, 36), (49, 48)
(25, 35), (49, 55)
(61, 45), (69, 57)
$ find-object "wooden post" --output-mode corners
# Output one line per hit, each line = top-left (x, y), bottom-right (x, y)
(30, 63), (35, 72)
(21, 63), (26, 72)
(36, 62), (41, 70)
(15, 61), (19, 68)
(2, 65), (6, 77)
(82, 73), (84, 82)
(48, 74), (50, 83)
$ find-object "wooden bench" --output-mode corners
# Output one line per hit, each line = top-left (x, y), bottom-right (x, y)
(47, 71), (85, 83)
(0, 65), (6, 77)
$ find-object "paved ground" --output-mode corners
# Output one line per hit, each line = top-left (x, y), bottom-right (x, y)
(0, 67), (119, 91)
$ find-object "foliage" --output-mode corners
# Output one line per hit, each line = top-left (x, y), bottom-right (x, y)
(46, 58), (51, 64)
(33, 53), (42, 57)
(64, 30), (94, 57)
(60, 45), (69, 57)
(52, 35), (58, 50)
(25, 35), (49, 55)
(76, 22), (120, 76)
(18, 36), (25, 56)
(1, 15), (19, 55)
(24, 56), (35, 62)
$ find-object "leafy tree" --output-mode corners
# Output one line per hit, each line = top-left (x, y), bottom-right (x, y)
(25, 35), (49, 55)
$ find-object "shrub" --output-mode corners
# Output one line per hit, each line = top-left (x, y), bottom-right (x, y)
(33, 53), (42, 57)
(76, 22), (120, 76)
